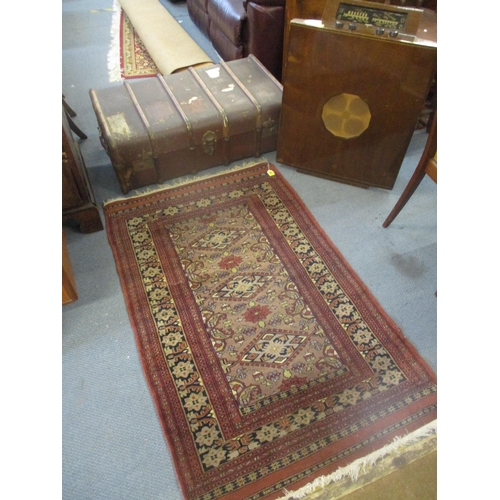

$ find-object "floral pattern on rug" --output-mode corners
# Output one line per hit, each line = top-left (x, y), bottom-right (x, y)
(104, 162), (437, 500)
(165, 199), (353, 407)
(120, 11), (159, 78)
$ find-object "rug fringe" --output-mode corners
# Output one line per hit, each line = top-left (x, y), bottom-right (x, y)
(103, 159), (271, 206)
(108, 0), (122, 82)
(277, 420), (437, 500)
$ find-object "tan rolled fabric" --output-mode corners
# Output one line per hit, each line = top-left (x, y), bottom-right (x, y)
(118, 0), (213, 74)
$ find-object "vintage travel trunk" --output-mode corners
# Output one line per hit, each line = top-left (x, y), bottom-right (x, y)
(90, 55), (283, 193)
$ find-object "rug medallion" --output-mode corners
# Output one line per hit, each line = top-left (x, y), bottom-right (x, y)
(104, 162), (437, 500)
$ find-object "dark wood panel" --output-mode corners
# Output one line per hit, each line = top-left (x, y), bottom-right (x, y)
(62, 229), (78, 305)
(62, 106), (103, 233)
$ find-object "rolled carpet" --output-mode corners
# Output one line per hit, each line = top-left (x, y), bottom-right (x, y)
(118, 0), (213, 74)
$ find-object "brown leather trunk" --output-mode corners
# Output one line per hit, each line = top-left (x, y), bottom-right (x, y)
(90, 55), (282, 194)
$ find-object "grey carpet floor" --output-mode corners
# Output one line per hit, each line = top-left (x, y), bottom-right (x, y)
(62, 1), (436, 499)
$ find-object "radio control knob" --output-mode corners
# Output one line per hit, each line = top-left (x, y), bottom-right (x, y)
(376, 27), (385, 35)
(335, 20), (344, 28)
(389, 30), (399, 37)
(348, 23), (357, 30)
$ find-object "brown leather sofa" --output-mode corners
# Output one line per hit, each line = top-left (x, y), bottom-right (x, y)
(186, 0), (285, 81)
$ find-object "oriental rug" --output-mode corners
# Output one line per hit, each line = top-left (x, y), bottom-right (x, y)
(103, 161), (437, 500)
(108, 0), (212, 82)
(119, 10), (158, 79)
(108, 5), (158, 81)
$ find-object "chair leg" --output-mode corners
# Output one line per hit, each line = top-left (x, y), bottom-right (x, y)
(382, 169), (427, 228)
(62, 96), (77, 118)
(67, 114), (88, 140)
(383, 111), (437, 228)
(63, 96), (87, 139)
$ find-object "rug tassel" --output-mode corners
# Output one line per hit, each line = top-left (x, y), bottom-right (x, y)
(277, 420), (437, 500)
(108, 0), (122, 82)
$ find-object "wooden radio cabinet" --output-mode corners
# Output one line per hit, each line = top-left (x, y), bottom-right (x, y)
(277, 0), (437, 189)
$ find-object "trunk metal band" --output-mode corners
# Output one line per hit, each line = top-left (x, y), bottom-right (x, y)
(156, 74), (197, 152)
(221, 59), (263, 157)
(89, 89), (130, 191)
(247, 54), (283, 92)
(124, 81), (160, 182)
(89, 89), (118, 158)
(188, 66), (230, 164)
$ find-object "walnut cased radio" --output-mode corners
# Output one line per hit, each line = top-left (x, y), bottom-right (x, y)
(276, 1), (437, 189)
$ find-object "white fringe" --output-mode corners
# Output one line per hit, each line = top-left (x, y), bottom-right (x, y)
(103, 159), (270, 206)
(108, 0), (122, 82)
(277, 420), (437, 500)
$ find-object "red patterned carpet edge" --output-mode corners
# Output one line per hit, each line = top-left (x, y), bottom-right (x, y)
(103, 161), (437, 500)
(119, 10), (159, 79)
(108, 6), (159, 81)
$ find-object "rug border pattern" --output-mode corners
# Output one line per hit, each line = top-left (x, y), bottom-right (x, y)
(104, 162), (437, 500)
